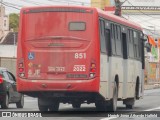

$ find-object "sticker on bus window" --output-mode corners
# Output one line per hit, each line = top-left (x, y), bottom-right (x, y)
(28, 52), (35, 60)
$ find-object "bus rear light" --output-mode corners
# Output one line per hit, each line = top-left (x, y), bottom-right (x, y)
(89, 73), (95, 78)
(19, 63), (23, 67)
(90, 68), (96, 73)
(19, 73), (25, 77)
(18, 59), (26, 78)
(91, 63), (96, 68)
(89, 63), (96, 79)
(19, 68), (24, 73)
(0, 75), (3, 84)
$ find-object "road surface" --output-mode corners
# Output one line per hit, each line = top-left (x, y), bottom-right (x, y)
(0, 88), (160, 120)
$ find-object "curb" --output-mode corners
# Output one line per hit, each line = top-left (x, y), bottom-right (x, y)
(144, 84), (160, 90)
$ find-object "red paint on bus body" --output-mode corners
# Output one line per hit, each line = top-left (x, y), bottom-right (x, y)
(17, 6), (100, 93)
(17, 6), (142, 95)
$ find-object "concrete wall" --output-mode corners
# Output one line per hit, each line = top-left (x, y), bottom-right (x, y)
(0, 57), (16, 76)
(0, 45), (17, 76)
(0, 45), (17, 57)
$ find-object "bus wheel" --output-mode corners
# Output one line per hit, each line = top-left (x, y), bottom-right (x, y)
(95, 102), (106, 111)
(38, 105), (48, 111)
(125, 97), (135, 109)
(38, 98), (48, 111)
(49, 102), (60, 111)
(125, 98), (136, 109)
(72, 102), (81, 108)
(107, 82), (118, 112)
(124, 90), (136, 109)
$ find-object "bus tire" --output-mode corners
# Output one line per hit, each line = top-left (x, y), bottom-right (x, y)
(72, 102), (81, 108)
(125, 97), (135, 109)
(95, 101), (107, 111)
(96, 82), (118, 112)
(38, 98), (48, 111)
(49, 102), (60, 111)
(38, 105), (48, 111)
(107, 82), (118, 112)
(124, 89), (136, 109)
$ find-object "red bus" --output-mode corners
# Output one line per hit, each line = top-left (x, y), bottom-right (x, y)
(17, 6), (145, 111)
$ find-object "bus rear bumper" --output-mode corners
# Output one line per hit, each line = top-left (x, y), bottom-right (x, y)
(17, 77), (99, 94)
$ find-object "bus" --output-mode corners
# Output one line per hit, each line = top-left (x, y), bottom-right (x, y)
(17, 6), (145, 111)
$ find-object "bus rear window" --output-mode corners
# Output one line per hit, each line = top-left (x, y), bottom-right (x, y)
(69, 22), (86, 31)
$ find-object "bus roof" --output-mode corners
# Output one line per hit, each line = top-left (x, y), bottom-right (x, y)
(20, 5), (142, 31)
(96, 8), (142, 31)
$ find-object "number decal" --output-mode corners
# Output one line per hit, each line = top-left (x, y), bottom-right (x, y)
(74, 53), (86, 59)
(48, 66), (65, 72)
(73, 65), (86, 72)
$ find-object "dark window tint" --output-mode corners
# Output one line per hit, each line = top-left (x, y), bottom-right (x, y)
(111, 24), (116, 55)
(100, 19), (107, 53)
(122, 33), (128, 59)
(128, 29), (134, 58)
(69, 22), (86, 31)
(116, 25), (122, 56)
(105, 29), (111, 56)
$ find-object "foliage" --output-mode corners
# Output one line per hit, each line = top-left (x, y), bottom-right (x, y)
(9, 13), (19, 32)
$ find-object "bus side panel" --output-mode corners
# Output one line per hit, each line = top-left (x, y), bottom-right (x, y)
(108, 57), (124, 99)
(17, 9), (25, 91)
(140, 69), (144, 98)
(134, 60), (142, 98)
(125, 59), (142, 98)
(99, 54), (109, 99)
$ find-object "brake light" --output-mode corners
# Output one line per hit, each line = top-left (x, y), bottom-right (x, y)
(0, 75), (3, 84)
(89, 63), (96, 79)
(19, 68), (24, 72)
(19, 63), (23, 67)
(18, 59), (25, 78)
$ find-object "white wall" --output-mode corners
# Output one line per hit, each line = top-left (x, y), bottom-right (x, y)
(0, 45), (17, 58)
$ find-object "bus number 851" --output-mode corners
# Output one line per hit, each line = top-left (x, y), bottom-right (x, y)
(75, 53), (86, 59)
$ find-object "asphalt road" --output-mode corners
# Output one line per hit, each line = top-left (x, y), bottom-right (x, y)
(0, 88), (160, 120)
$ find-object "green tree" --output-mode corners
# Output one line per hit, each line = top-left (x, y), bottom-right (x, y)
(9, 13), (19, 32)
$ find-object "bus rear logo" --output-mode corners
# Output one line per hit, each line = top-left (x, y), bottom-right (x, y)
(28, 52), (35, 60)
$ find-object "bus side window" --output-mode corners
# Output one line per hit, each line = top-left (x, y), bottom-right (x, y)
(141, 39), (145, 69)
(99, 19), (107, 54)
(122, 33), (128, 59)
(105, 29), (111, 56)
(128, 29), (134, 58)
(111, 24), (116, 55)
(133, 31), (138, 59)
(116, 25), (122, 56)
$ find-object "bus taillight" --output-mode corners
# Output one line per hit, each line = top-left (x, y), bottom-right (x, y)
(18, 59), (25, 78)
(89, 63), (96, 79)
(19, 68), (24, 72)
